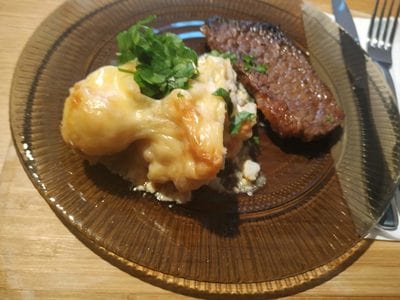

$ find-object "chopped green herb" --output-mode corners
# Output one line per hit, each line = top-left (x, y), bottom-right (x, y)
(241, 54), (268, 74)
(210, 50), (220, 56)
(243, 54), (254, 72)
(243, 54), (254, 63)
(325, 115), (333, 124)
(213, 87), (233, 116)
(116, 16), (199, 99)
(177, 91), (185, 99)
(210, 50), (237, 64)
(230, 111), (256, 135)
(251, 135), (260, 145)
(117, 67), (135, 74)
(255, 64), (268, 74)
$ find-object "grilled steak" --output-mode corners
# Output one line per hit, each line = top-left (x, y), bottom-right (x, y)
(202, 16), (344, 141)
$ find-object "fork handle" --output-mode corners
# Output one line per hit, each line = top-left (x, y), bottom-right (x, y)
(377, 62), (398, 104)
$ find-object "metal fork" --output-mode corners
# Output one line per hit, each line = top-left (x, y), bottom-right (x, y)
(367, 0), (400, 230)
(367, 0), (400, 97)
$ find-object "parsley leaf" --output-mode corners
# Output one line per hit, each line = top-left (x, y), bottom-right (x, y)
(241, 54), (268, 74)
(213, 88), (233, 116)
(255, 64), (268, 74)
(243, 54), (254, 72)
(116, 16), (199, 99)
(230, 111), (256, 135)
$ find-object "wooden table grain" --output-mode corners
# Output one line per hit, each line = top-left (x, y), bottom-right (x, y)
(1, 0), (400, 299)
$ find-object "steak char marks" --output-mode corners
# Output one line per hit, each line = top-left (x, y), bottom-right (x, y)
(202, 16), (344, 141)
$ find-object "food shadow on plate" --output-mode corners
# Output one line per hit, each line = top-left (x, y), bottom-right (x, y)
(258, 112), (343, 159)
(181, 188), (240, 238)
(83, 160), (241, 237)
(83, 161), (136, 197)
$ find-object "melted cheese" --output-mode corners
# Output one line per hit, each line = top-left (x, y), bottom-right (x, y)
(61, 57), (229, 193)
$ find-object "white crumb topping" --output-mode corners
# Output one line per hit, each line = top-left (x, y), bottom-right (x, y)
(133, 182), (191, 204)
(243, 159), (261, 181)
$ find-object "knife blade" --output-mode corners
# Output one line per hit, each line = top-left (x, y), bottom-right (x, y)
(332, 0), (398, 231)
(331, 0), (360, 43)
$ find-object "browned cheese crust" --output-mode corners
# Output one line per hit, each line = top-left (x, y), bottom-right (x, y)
(202, 16), (344, 141)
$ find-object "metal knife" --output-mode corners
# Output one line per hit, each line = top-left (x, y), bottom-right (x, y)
(332, 0), (398, 231)
(332, 0), (360, 43)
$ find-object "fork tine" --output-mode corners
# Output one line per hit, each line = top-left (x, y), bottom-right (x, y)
(382, 0), (395, 43)
(368, 0), (380, 40)
(376, 0), (388, 42)
(389, 1), (400, 45)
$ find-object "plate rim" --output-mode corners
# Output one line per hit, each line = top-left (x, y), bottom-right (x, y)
(8, 0), (400, 297)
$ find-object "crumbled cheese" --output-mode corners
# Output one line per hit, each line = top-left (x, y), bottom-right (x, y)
(243, 159), (261, 181)
(239, 102), (257, 115)
(133, 182), (190, 204)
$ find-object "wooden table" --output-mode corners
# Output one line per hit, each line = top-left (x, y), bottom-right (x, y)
(1, 0), (400, 298)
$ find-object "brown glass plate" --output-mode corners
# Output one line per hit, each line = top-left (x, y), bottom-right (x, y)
(9, 0), (400, 298)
